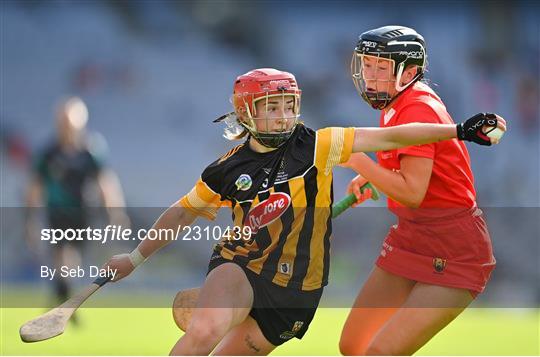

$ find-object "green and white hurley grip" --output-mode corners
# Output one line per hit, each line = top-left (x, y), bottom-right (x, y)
(332, 182), (379, 218)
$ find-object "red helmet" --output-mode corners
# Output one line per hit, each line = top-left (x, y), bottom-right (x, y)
(232, 68), (302, 148)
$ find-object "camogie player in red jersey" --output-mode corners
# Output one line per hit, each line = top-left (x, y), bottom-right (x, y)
(103, 67), (504, 355)
(339, 26), (506, 355)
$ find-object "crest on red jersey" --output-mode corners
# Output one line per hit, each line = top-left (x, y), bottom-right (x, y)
(433, 257), (447, 273)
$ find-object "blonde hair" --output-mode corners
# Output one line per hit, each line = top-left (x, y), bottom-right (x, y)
(220, 112), (249, 141)
(224, 126), (249, 141)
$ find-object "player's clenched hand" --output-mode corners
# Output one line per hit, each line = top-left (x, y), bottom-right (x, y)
(457, 113), (507, 146)
(347, 174), (372, 207)
(101, 254), (134, 282)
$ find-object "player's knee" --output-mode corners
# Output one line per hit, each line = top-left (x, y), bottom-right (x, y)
(185, 316), (228, 345)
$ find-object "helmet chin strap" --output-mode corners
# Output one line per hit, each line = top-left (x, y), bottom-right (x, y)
(363, 91), (392, 110)
(239, 118), (295, 149)
(364, 62), (421, 110)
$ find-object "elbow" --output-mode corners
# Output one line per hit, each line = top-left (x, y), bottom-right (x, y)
(398, 198), (421, 209)
(407, 200), (422, 209)
(401, 193), (425, 209)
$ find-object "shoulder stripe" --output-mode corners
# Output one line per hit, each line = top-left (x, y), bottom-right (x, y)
(187, 187), (217, 210)
(325, 128), (345, 175)
(218, 144), (244, 163)
(179, 178), (223, 220)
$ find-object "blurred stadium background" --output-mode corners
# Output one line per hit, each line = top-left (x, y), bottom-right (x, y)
(1, 0), (539, 355)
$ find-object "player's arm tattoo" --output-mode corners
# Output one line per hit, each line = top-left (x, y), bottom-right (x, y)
(245, 334), (261, 353)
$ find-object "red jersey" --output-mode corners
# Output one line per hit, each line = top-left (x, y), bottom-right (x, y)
(376, 82), (476, 220)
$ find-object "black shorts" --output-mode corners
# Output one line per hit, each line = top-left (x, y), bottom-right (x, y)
(207, 253), (323, 346)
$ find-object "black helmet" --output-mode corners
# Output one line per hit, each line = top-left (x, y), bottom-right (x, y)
(351, 25), (427, 110)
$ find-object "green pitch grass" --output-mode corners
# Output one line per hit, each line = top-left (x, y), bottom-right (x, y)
(1, 305), (538, 355)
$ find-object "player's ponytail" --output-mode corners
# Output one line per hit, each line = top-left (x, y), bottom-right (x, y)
(224, 127), (249, 141)
(214, 112), (250, 141)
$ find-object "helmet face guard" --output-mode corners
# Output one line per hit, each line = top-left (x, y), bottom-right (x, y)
(239, 91), (301, 148)
(231, 69), (302, 148)
(351, 26), (427, 110)
(351, 53), (396, 110)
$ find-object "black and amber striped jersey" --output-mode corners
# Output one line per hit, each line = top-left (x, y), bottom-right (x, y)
(180, 124), (355, 291)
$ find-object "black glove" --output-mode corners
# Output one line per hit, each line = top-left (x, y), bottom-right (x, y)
(456, 113), (498, 146)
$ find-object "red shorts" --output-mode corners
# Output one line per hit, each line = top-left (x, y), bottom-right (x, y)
(376, 208), (496, 296)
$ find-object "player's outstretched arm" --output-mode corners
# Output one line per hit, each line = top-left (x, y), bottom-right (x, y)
(352, 113), (506, 153)
(102, 201), (197, 282)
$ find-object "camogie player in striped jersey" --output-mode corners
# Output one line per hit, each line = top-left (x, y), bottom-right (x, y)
(103, 68), (505, 355)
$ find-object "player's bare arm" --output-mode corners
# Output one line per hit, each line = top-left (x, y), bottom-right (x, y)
(346, 112), (506, 207)
(352, 123), (455, 152)
(102, 201), (197, 281)
(345, 154), (433, 208)
(351, 113), (507, 153)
